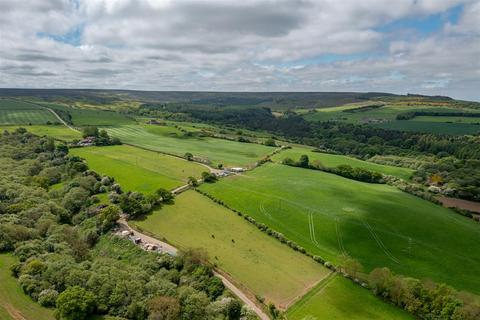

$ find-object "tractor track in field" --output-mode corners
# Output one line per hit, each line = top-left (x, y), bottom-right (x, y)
(308, 211), (320, 248)
(335, 217), (348, 257)
(363, 220), (401, 264)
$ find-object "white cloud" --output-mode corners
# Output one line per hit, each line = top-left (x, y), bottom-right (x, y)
(0, 0), (479, 100)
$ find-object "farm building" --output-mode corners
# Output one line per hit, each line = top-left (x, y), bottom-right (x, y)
(76, 136), (95, 146)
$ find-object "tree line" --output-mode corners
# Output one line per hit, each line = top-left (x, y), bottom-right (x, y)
(281, 154), (384, 184)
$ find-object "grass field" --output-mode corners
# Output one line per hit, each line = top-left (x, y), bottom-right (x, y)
(373, 120), (480, 135)
(105, 125), (276, 167)
(199, 163), (480, 295)
(0, 99), (57, 125)
(70, 145), (205, 193)
(272, 147), (413, 180)
(0, 125), (81, 141)
(0, 254), (54, 320)
(30, 101), (136, 126)
(287, 274), (412, 320)
(133, 190), (330, 308)
(412, 115), (480, 123)
(302, 104), (477, 123)
(301, 102), (480, 135)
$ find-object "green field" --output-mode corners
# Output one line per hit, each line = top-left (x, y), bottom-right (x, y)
(287, 274), (412, 320)
(133, 190), (330, 308)
(0, 99), (57, 125)
(302, 103), (480, 135)
(0, 125), (81, 141)
(105, 125), (276, 167)
(302, 104), (477, 123)
(67, 108), (135, 126)
(272, 147), (413, 180)
(373, 120), (480, 135)
(30, 101), (135, 126)
(199, 163), (480, 295)
(0, 254), (54, 320)
(70, 145), (205, 193)
(412, 115), (480, 123)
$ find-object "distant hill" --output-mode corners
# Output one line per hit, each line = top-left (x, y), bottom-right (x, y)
(0, 88), (397, 109)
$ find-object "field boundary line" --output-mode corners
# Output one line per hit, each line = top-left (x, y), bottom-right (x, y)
(120, 142), (221, 174)
(285, 272), (337, 318)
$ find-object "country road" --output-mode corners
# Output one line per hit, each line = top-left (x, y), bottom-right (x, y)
(45, 108), (80, 133)
(117, 218), (270, 320)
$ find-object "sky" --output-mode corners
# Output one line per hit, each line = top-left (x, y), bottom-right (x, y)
(0, 0), (479, 101)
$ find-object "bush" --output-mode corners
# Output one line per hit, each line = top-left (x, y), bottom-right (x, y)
(38, 289), (58, 307)
(56, 286), (96, 320)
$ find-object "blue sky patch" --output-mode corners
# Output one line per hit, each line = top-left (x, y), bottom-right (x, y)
(37, 24), (84, 46)
(377, 4), (463, 35)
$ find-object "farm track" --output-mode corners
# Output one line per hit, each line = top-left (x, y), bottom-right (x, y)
(44, 108), (80, 133)
(118, 218), (271, 320)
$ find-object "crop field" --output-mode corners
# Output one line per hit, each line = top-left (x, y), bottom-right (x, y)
(272, 147), (413, 180)
(287, 274), (412, 320)
(0, 254), (54, 320)
(133, 190), (330, 308)
(30, 101), (136, 126)
(301, 102), (480, 135)
(302, 103), (477, 123)
(70, 145), (205, 193)
(105, 125), (275, 167)
(373, 120), (480, 135)
(0, 98), (57, 125)
(199, 163), (480, 294)
(67, 108), (135, 126)
(0, 125), (81, 141)
(411, 115), (480, 123)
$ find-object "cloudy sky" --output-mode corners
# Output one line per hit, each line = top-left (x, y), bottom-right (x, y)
(0, 0), (479, 100)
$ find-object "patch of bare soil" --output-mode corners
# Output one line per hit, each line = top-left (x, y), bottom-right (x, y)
(438, 196), (480, 213)
(3, 303), (26, 320)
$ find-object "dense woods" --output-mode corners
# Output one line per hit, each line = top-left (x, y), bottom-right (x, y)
(0, 129), (250, 320)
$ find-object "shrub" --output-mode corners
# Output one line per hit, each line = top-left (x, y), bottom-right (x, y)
(38, 289), (58, 307)
(56, 286), (96, 320)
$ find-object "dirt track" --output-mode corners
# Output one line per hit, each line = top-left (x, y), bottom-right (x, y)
(438, 196), (480, 213)
(117, 218), (270, 320)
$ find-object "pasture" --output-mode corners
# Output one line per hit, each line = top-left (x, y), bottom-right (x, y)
(272, 147), (413, 180)
(105, 125), (275, 167)
(133, 190), (330, 308)
(302, 102), (480, 135)
(412, 115), (480, 123)
(199, 163), (480, 295)
(302, 103), (478, 124)
(0, 254), (54, 320)
(31, 101), (136, 126)
(0, 125), (81, 141)
(0, 98), (57, 125)
(373, 120), (480, 135)
(287, 274), (412, 320)
(70, 145), (205, 193)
